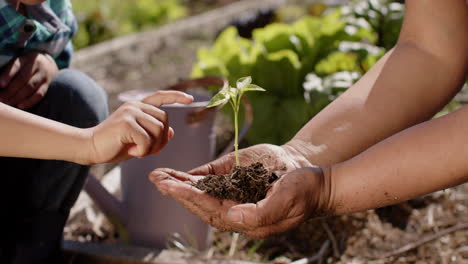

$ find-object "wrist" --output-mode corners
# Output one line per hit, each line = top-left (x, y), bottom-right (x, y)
(72, 128), (95, 165)
(305, 166), (335, 219)
(281, 139), (319, 168)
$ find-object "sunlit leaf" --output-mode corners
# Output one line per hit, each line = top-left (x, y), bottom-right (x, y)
(251, 50), (302, 97)
(207, 90), (230, 108)
(253, 23), (296, 54)
(241, 84), (266, 93)
(228, 87), (239, 97)
(236, 76), (252, 90)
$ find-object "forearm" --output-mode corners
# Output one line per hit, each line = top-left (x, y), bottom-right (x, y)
(288, 0), (468, 167)
(328, 105), (468, 215)
(0, 103), (91, 164)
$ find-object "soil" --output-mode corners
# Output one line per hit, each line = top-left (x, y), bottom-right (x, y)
(193, 162), (279, 203)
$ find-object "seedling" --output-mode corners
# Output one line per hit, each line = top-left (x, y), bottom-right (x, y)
(196, 77), (275, 203)
(207, 76), (265, 166)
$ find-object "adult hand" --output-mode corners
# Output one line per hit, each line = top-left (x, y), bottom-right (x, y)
(190, 141), (315, 176)
(0, 52), (59, 109)
(149, 143), (332, 238)
(81, 90), (194, 165)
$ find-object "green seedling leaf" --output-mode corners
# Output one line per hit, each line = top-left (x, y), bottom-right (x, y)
(241, 84), (266, 93)
(236, 76), (252, 90)
(207, 89), (230, 108)
(228, 87), (239, 97)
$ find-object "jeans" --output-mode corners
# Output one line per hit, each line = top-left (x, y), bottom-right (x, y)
(0, 69), (108, 264)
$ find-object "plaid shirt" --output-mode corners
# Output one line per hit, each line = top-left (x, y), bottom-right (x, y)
(0, 0), (77, 69)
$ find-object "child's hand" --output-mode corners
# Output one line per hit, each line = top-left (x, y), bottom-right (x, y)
(0, 51), (58, 109)
(83, 91), (194, 165)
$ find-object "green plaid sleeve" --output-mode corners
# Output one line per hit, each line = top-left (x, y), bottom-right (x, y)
(0, 0), (77, 69)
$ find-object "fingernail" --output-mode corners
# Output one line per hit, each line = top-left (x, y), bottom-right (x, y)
(227, 209), (244, 224)
(168, 128), (175, 139)
(148, 174), (157, 183)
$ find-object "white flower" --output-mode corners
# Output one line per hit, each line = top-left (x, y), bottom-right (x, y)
(389, 3), (404, 12)
(347, 17), (372, 30)
(304, 73), (325, 92)
(345, 25), (358, 36)
(339, 41), (383, 56)
(354, 1), (369, 15)
(367, 9), (378, 19)
(341, 6), (352, 16)
(323, 71), (361, 90)
(289, 35), (302, 51)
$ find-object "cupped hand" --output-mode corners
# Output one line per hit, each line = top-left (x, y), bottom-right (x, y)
(189, 142), (314, 176)
(0, 52), (58, 109)
(82, 90), (194, 165)
(149, 143), (332, 238)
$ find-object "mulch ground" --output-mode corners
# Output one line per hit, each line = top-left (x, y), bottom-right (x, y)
(203, 183), (467, 263)
(65, 182), (468, 263)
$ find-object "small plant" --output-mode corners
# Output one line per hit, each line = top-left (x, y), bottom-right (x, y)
(207, 76), (265, 166)
(195, 77), (276, 203)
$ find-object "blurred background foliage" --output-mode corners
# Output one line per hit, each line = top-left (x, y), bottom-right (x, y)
(71, 0), (188, 49)
(70, 0), (464, 149)
(192, 0), (405, 145)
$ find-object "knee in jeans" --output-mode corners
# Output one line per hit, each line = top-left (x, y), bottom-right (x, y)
(48, 69), (109, 128)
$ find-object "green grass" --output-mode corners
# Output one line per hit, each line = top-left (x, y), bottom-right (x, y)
(71, 0), (187, 49)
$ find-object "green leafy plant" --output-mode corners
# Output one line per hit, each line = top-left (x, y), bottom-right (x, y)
(192, 2), (398, 145)
(72, 0), (187, 49)
(207, 76), (265, 166)
(344, 0), (404, 50)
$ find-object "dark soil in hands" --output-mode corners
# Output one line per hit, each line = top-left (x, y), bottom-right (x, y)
(193, 162), (279, 203)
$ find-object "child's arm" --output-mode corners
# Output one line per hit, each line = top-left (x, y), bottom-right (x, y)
(0, 90), (193, 165)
